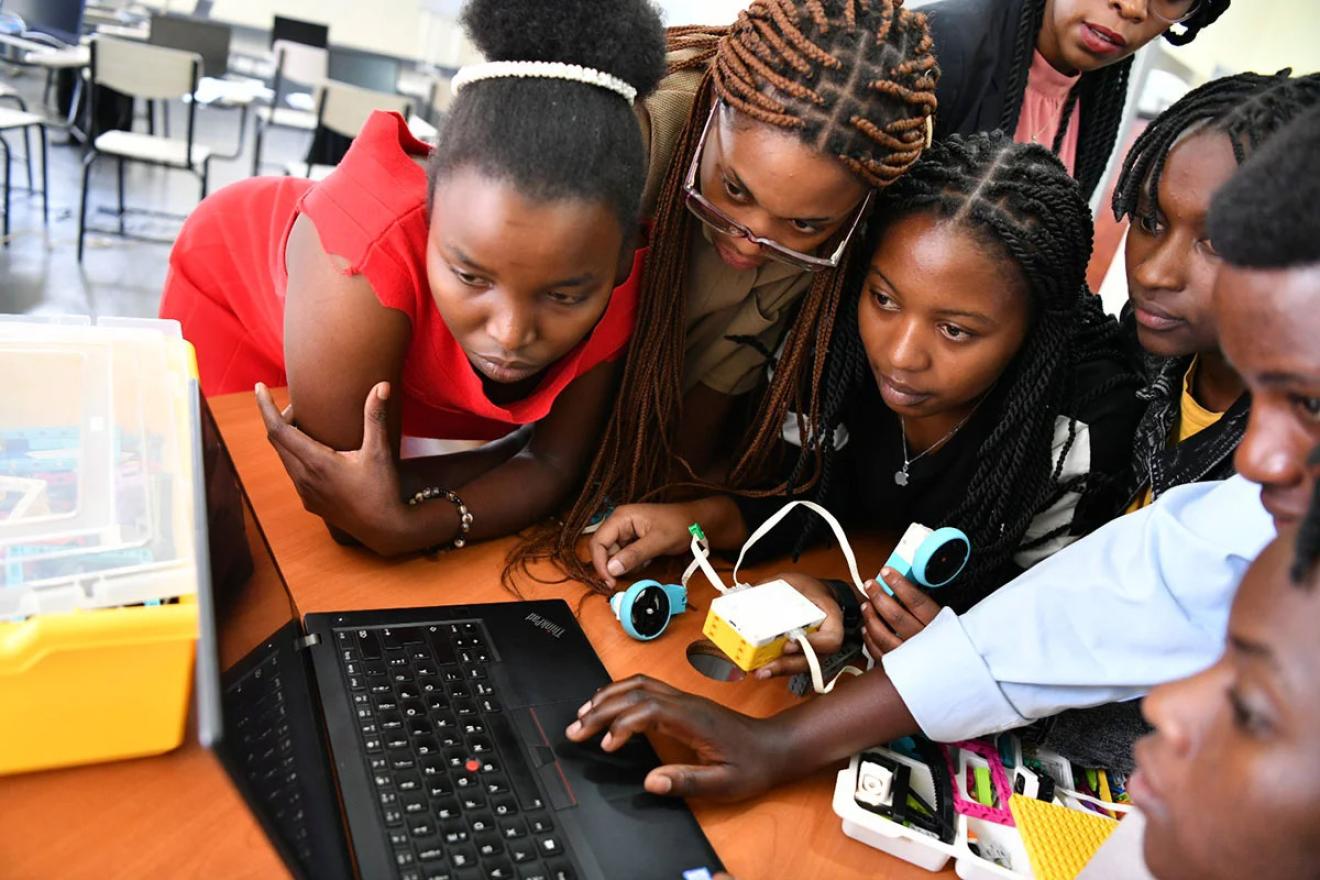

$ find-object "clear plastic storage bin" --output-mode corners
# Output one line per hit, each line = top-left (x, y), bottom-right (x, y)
(0, 316), (206, 775)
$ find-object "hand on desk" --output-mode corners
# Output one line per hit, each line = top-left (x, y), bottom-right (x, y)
(565, 675), (792, 801)
(256, 382), (412, 556)
(861, 567), (942, 656)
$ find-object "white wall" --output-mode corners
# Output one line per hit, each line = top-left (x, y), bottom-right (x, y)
(1163, 0), (1320, 82)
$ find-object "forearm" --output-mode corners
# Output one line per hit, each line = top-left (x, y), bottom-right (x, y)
(768, 670), (919, 783)
(397, 426), (532, 498)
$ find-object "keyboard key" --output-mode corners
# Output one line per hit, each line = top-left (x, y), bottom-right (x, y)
(518, 867), (550, 880)
(382, 628), (407, 651)
(420, 757), (445, 777)
(402, 699), (427, 718)
(449, 846), (478, 870)
(370, 684), (393, 695)
(396, 772), (422, 792)
(389, 830), (410, 847)
(401, 871), (422, 880)
(509, 840), (537, 863)
(546, 862), (575, 880)
(388, 654), (410, 669)
(364, 661), (387, 678)
(397, 683), (421, 701)
(385, 735), (409, 751)
(537, 837), (563, 858)
(425, 693), (450, 712)
(373, 772), (393, 789)
(475, 831), (504, 857)
(527, 815), (554, 834)
(369, 756), (388, 772)
(435, 798), (462, 821)
(442, 824), (470, 845)
(383, 808), (405, 826)
(486, 779), (510, 796)
(454, 700), (478, 717)
(460, 793), (486, 811)
(358, 629), (383, 659)
(500, 819), (527, 839)
(389, 753), (417, 771)
(480, 698), (502, 713)
(409, 718), (434, 737)
(491, 796), (518, 817)
(410, 646), (432, 662)
(415, 735), (440, 756)
(379, 791), (399, 808)
(402, 794), (428, 815)
(425, 627), (458, 665)
(417, 843), (446, 863)
(486, 859), (516, 880)
(467, 812), (495, 834)
(409, 819), (436, 838)
(395, 849), (416, 867)
(364, 738), (383, 753)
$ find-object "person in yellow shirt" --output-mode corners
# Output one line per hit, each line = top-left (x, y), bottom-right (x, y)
(1116, 70), (1320, 513)
(1035, 70), (1320, 772)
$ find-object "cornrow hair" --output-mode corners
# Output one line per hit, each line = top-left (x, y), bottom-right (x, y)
(507, 0), (939, 594)
(997, 0), (1230, 200)
(1291, 445), (1320, 586)
(1113, 69), (1320, 226)
(806, 132), (1141, 610)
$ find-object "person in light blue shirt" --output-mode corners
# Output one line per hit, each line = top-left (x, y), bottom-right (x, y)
(565, 104), (1320, 804)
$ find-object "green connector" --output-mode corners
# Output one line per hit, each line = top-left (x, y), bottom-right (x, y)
(688, 522), (706, 541)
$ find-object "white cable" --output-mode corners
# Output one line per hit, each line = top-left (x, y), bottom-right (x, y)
(791, 629), (864, 695)
(731, 501), (871, 597)
(1054, 786), (1135, 814)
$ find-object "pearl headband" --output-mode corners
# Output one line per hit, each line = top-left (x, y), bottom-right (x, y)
(451, 60), (637, 105)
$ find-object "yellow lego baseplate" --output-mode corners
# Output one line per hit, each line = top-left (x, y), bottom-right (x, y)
(1009, 793), (1119, 880)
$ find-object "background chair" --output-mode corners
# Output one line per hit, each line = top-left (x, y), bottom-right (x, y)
(0, 106), (48, 244)
(284, 80), (411, 181)
(250, 38), (326, 176)
(77, 36), (210, 261)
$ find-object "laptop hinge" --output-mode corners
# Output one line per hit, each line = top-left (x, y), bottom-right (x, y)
(295, 634), (321, 651)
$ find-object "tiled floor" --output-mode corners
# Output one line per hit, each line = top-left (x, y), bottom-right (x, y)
(0, 63), (318, 320)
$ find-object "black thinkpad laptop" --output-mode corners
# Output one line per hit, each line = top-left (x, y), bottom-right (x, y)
(194, 429), (722, 880)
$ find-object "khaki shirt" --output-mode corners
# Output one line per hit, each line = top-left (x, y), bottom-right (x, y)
(637, 41), (815, 397)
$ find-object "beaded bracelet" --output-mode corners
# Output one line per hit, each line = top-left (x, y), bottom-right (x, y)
(407, 487), (472, 550)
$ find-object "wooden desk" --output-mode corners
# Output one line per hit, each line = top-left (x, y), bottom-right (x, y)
(0, 390), (952, 880)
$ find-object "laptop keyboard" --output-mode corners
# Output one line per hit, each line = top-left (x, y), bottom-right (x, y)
(228, 652), (315, 867)
(335, 622), (578, 880)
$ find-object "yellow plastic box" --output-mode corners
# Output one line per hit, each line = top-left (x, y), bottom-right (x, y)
(0, 316), (206, 775)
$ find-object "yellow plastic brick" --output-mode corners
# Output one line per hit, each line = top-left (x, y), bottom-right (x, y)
(1009, 793), (1119, 880)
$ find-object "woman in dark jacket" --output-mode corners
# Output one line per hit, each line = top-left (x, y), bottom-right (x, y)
(919, 0), (1230, 199)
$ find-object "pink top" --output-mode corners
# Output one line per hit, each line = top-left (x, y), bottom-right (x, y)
(1013, 49), (1080, 175)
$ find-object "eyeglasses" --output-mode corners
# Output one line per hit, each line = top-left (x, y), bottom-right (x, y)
(682, 102), (873, 273)
(1149, 0), (1200, 24)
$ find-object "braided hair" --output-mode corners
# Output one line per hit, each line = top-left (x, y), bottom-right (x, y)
(1114, 69), (1320, 226)
(428, 0), (666, 227)
(998, 0), (1231, 200)
(810, 132), (1140, 609)
(511, 0), (940, 594)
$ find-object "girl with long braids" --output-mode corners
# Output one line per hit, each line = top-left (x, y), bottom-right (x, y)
(159, 0), (668, 556)
(921, 0), (1231, 200)
(513, 0), (941, 589)
(590, 134), (1143, 631)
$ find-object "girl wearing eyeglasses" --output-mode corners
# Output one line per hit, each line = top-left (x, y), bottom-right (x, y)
(515, 0), (942, 589)
(589, 134), (1143, 628)
(922, 0), (1231, 200)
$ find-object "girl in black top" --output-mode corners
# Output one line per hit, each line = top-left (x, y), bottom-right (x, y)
(588, 133), (1142, 625)
(921, 0), (1230, 199)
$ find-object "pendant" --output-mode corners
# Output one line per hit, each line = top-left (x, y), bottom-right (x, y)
(894, 468), (909, 487)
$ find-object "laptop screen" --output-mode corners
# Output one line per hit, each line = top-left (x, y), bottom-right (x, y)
(149, 13), (232, 79)
(193, 397), (351, 880)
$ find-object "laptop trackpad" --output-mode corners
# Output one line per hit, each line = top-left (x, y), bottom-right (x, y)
(522, 700), (719, 879)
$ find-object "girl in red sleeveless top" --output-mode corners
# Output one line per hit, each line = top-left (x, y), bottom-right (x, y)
(159, 0), (667, 557)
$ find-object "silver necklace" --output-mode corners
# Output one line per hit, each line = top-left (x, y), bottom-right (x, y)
(895, 406), (979, 487)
